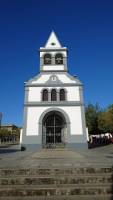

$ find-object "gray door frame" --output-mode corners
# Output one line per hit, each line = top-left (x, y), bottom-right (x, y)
(38, 108), (71, 148)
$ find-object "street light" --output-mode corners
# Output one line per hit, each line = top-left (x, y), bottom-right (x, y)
(0, 113), (2, 129)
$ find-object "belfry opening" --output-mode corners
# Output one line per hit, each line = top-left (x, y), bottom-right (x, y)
(42, 111), (66, 148)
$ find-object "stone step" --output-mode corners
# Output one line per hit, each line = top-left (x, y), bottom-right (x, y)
(0, 167), (112, 176)
(0, 183), (112, 188)
(0, 175), (112, 185)
(0, 195), (112, 200)
(0, 185), (112, 196)
(0, 167), (112, 198)
(0, 172), (112, 178)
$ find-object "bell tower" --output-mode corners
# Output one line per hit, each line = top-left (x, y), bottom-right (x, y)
(39, 31), (68, 72)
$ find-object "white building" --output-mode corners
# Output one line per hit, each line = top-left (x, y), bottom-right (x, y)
(21, 31), (87, 150)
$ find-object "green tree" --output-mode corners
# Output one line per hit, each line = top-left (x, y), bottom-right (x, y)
(85, 103), (101, 135)
(98, 104), (113, 133)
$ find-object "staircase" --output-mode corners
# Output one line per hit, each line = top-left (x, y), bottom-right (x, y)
(0, 167), (113, 200)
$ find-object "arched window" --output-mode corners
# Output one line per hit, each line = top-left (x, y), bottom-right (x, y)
(51, 89), (57, 101)
(44, 54), (52, 65)
(60, 89), (66, 101)
(42, 89), (48, 101)
(55, 53), (63, 65)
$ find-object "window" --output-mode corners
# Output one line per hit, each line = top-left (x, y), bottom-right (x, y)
(60, 89), (66, 101)
(44, 54), (52, 65)
(55, 53), (63, 65)
(42, 89), (48, 101)
(42, 88), (66, 102)
(51, 89), (57, 101)
(51, 42), (56, 46)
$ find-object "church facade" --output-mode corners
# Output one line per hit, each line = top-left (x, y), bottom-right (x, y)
(21, 31), (88, 150)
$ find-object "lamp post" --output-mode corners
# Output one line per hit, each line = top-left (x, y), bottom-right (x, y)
(0, 113), (2, 129)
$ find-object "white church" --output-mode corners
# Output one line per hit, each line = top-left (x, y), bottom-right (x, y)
(21, 31), (88, 150)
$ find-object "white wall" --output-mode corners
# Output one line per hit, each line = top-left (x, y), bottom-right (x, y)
(40, 51), (67, 57)
(31, 74), (76, 84)
(27, 86), (80, 102)
(43, 65), (64, 71)
(62, 106), (83, 135)
(57, 74), (76, 83)
(26, 106), (83, 136)
(28, 87), (42, 102)
(32, 74), (51, 84)
(20, 129), (23, 144)
(67, 87), (80, 101)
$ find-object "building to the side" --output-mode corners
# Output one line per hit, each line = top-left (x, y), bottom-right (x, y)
(1, 124), (20, 133)
(0, 124), (20, 143)
(21, 31), (88, 150)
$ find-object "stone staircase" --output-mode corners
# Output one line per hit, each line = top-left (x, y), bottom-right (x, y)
(0, 167), (113, 200)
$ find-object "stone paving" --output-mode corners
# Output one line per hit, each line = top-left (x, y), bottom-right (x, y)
(0, 144), (113, 168)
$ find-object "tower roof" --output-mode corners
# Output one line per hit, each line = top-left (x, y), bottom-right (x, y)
(45, 31), (62, 48)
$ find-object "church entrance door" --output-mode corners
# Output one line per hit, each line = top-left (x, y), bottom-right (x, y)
(42, 111), (66, 148)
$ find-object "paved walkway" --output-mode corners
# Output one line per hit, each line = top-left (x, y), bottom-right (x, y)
(0, 144), (113, 168)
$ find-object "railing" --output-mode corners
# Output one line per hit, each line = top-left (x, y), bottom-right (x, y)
(0, 136), (20, 145)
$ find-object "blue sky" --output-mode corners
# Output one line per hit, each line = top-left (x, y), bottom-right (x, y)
(0, 0), (113, 126)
